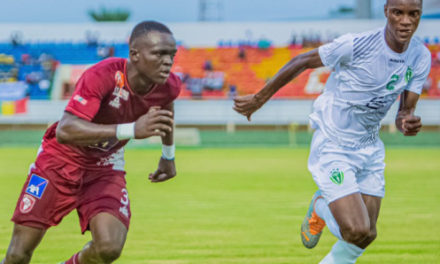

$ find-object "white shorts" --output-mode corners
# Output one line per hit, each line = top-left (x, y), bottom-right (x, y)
(308, 129), (386, 203)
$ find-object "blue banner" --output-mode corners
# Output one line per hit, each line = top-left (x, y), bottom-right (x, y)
(0, 82), (28, 101)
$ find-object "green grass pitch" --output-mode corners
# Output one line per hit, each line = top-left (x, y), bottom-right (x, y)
(0, 148), (439, 263)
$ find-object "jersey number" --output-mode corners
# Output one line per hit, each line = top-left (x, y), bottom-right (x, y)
(120, 189), (129, 206)
(386, 75), (399, 91)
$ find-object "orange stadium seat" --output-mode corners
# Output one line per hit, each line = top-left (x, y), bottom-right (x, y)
(171, 46), (440, 99)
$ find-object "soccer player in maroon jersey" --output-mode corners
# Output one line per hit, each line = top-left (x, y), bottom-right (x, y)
(1, 21), (180, 264)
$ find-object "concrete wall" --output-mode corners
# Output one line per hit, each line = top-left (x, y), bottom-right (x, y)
(1, 99), (438, 126)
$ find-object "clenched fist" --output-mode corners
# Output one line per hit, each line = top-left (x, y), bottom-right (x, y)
(134, 110), (173, 139)
(396, 115), (422, 136)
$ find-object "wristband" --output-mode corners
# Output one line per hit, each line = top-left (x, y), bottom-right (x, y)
(162, 144), (175, 160)
(116, 123), (135, 140)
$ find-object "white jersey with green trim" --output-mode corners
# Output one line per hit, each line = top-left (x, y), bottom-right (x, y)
(310, 27), (431, 149)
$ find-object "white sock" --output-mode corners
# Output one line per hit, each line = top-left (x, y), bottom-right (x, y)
(315, 198), (343, 241)
(320, 240), (365, 264)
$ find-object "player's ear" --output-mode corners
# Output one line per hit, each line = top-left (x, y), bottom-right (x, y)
(384, 4), (388, 18)
(129, 48), (139, 62)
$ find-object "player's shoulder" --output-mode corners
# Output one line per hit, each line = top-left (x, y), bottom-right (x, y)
(410, 37), (431, 58)
(351, 27), (383, 42)
(150, 73), (181, 105)
(80, 58), (125, 87)
(88, 57), (126, 76)
(165, 72), (182, 96)
(328, 28), (382, 48)
(167, 72), (181, 86)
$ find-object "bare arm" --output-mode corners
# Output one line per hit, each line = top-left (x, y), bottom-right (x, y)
(161, 102), (174, 146)
(395, 90), (422, 136)
(233, 49), (324, 120)
(254, 49), (323, 102)
(56, 111), (117, 145)
(56, 110), (173, 145)
(149, 102), (177, 183)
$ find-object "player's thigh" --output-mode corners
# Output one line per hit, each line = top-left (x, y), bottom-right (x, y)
(357, 141), (384, 229)
(358, 140), (386, 200)
(77, 170), (131, 234)
(329, 192), (370, 236)
(361, 194), (382, 229)
(5, 224), (46, 257)
(89, 212), (128, 252)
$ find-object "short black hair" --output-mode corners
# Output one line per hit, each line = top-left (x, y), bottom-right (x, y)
(386, 0), (422, 4)
(129, 21), (172, 45)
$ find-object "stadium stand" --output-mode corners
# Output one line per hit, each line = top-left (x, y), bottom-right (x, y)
(0, 40), (439, 100)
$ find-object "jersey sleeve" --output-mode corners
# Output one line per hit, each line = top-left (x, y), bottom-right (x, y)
(65, 70), (107, 121)
(318, 34), (353, 69)
(405, 50), (432, 95)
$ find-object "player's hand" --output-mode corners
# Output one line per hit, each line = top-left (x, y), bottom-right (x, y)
(399, 115), (422, 136)
(149, 157), (176, 183)
(134, 110), (173, 139)
(233, 94), (263, 122)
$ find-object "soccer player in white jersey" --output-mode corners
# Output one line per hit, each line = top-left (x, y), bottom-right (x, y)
(233, 0), (430, 263)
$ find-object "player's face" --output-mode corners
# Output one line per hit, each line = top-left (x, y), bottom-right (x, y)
(384, 0), (422, 47)
(132, 31), (177, 85)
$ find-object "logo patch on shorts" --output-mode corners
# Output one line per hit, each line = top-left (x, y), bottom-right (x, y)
(330, 169), (344, 185)
(25, 174), (49, 199)
(20, 194), (36, 214)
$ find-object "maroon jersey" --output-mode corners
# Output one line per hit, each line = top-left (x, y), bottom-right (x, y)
(42, 58), (181, 170)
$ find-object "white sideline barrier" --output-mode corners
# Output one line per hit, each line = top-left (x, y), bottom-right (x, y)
(0, 99), (439, 126)
(0, 20), (440, 47)
(128, 128), (201, 147)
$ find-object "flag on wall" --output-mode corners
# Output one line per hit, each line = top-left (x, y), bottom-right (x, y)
(0, 97), (28, 115)
(0, 81), (29, 115)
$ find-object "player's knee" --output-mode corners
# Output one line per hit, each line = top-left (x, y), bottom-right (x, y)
(4, 248), (32, 264)
(95, 241), (123, 264)
(341, 225), (370, 246)
(364, 228), (378, 244)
